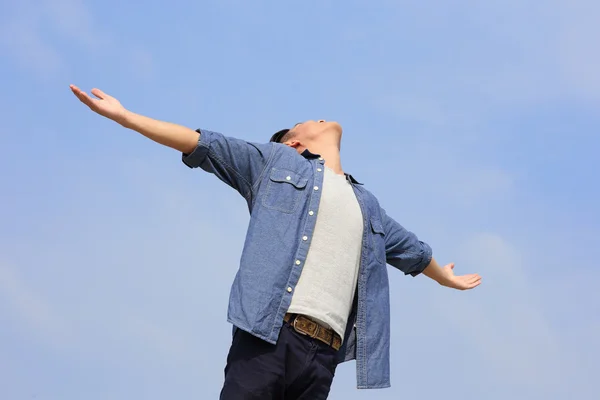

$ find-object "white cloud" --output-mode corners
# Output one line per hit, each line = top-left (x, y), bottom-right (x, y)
(0, 2), (64, 76)
(555, 0), (600, 101)
(127, 48), (157, 82)
(432, 233), (594, 395)
(0, 1), (597, 398)
(0, 262), (74, 346)
(0, 0), (154, 79)
(448, 167), (514, 207)
(42, 0), (109, 49)
(119, 315), (193, 361)
(366, 0), (600, 128)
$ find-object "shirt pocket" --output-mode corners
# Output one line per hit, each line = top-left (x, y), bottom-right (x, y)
(262, 168), (308, 214)
(370, 217), (386, 264)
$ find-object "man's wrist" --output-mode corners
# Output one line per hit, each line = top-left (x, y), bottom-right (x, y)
(423, 259), (453, 287)
(424, 258), (445, 284)
(437, 274), (452, 287)
(116, 109), (134, 128)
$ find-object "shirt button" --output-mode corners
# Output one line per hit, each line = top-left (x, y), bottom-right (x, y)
(286, 176), (291, 181)
(295, 260), (301, 265)
(287, 287), (293, 293)
(318, 157), (323, 161)
(302, 236), (308, 241)
(308, 211), (314, 216)
(314, 186), (319, 191)
(317, 168), (322, 172)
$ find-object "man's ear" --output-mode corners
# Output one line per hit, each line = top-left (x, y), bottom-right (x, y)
(284, 140), (302, 148)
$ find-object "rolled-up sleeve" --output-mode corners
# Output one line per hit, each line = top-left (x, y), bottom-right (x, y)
(381, 208), (433, 276)
(182, 129), (274, 201)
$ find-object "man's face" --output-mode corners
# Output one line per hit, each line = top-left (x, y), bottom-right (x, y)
(285, 120), (342, 147)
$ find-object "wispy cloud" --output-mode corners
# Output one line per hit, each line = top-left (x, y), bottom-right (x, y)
(555, 0), (600, 101)
(0, 262), (74, 346)
(0, 2), (64, 77)
(120, 315), (193, 361)
(365, 0), (600, 127)
(43, 0), (109, 49)
(126, 47), (157, 82)
(0, 0), (597, 398)
(456, 235), (560, 378)
(433, 233), (595, 395)
(0, 0), (155, 79)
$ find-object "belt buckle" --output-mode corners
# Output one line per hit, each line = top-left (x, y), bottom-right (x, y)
(293, 316), (319, 338)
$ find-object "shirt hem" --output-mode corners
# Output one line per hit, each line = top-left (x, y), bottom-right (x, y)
(228, 318), (278, 345)
(357, 383), (391, 389)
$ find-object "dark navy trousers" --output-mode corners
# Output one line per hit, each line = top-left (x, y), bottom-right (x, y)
(220, 321), (338, 399)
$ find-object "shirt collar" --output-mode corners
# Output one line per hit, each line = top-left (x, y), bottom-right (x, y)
(345, 173), (362, 185)
(300, 149), (320, 159)
(300, 150), (363, 185)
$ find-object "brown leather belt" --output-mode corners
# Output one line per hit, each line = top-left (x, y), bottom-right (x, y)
(284, 313), (341, 351)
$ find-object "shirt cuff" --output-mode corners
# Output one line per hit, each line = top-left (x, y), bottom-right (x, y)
(409, 241), (433, 277)
(181, 128), (212, 168)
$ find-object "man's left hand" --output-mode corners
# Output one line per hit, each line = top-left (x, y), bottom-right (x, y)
(423, 259), (482, 290)
(438, 263), (481, 290)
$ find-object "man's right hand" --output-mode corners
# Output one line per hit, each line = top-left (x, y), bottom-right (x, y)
(70, 85), (128, 125)
(70, 84), (199, 153)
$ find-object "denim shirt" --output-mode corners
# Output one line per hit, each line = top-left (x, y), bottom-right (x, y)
(182, 129), (433, 389)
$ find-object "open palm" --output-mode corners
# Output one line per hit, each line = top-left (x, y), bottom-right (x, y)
(70, 85), (127, 122)
(442, 263), (481, 290)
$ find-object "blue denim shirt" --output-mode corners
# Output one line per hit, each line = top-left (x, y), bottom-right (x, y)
(182, 129), (433, 389)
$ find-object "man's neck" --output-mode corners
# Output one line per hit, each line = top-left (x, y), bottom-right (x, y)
(312, 146), (343, 175)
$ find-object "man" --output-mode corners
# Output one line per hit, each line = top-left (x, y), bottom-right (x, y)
(70, 85), (481, 399)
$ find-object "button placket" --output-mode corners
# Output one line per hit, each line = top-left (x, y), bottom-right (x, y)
(284, 157), (321, 304)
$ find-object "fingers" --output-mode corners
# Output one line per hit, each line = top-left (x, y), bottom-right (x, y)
(91, 88), (107, 100)
(462, 274), (482, 289)
(448, 273), (482, 290)
(468, 279), (481, 289)
(468, 276), (481, 286)
(70, 84), (95, 108)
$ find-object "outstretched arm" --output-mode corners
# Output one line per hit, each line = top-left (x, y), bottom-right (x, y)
(381, 207), (481, 291)
(70, 85), (199, 153)
(70, 85), (275, 202)
(422, 258), (481, 290)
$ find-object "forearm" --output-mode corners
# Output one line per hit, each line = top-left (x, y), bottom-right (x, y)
(422, 257), (450, 286)
(119, 111), (199, 154)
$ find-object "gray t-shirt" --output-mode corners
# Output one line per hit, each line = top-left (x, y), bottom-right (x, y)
(287, 167), (364, 340)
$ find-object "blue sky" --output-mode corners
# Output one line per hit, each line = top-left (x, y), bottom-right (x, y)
(1, 0), (599, 399)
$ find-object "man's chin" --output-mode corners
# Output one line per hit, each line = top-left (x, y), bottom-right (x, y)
(326, 121), (343, 134)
